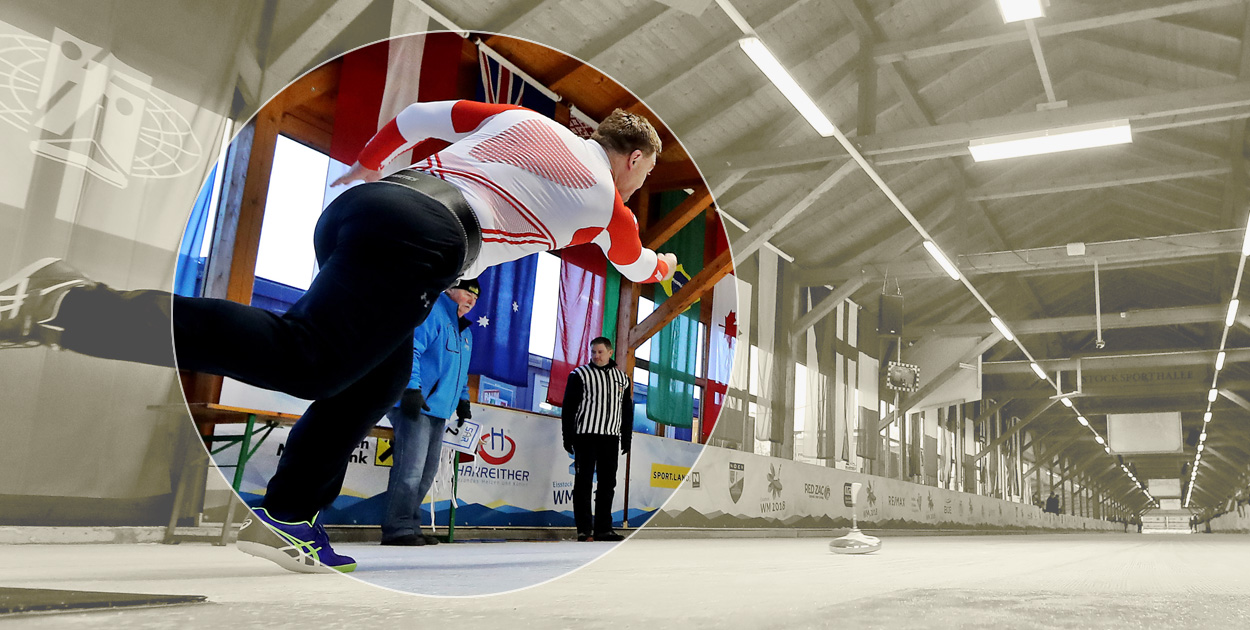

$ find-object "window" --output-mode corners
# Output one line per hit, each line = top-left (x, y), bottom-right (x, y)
(528, 252), (561, 358)
(254, 136), (332, 290)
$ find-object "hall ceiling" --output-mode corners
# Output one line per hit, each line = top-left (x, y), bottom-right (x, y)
(228, 0), (1250, 512)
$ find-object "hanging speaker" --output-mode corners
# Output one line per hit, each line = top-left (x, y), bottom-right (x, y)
(879, 293), (904, 336)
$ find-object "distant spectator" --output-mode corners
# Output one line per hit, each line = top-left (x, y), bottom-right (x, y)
(1044, 492), (1059, 515)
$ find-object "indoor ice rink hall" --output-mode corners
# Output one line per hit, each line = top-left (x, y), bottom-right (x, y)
(3, 0), (1250, 628)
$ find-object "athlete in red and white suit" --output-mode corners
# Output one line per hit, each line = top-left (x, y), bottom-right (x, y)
(0, 100), (677, 575)
(337, 100), (676, 284)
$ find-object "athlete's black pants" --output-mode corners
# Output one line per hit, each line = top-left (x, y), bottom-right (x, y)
(572, 433), (621, 536)
(54, 180), (473, 521)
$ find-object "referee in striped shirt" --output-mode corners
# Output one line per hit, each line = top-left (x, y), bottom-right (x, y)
(562, 336), (633, 542)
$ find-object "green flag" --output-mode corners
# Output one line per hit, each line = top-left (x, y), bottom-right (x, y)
(646, 192), (705, 429)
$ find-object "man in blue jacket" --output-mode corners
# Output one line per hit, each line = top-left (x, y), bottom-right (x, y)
(381, 279), (478, 546)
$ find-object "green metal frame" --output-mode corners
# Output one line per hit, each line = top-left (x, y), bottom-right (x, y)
(203, 414), (282, 491)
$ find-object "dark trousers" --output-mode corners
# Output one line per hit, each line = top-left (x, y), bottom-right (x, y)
(572, 433), (620, 535)
(55, 182), (469, 521)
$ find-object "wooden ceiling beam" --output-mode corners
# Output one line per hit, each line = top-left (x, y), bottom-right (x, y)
(871, 0), (1245, 64)
(967, 161), (1230, 201)
(983, 345), (1250, 373)
(801, 229), (1242, 286)
(710, 82), (1250, 173)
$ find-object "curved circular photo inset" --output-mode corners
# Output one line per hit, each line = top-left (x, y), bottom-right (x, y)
(174, 32), (734, 596)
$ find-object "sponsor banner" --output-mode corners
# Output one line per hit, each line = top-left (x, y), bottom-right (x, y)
(213, 402), (1116, 531)
(650, 464), (691, 489)
(654, 444), (1119, 531)
(216, 405), (692, 526)
(627, 432), (701, 517)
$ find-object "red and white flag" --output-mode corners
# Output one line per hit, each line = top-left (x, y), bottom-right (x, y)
(328, 33), (464, 171)
(705, 273), (744, 442)
(547, 244), (607, 406)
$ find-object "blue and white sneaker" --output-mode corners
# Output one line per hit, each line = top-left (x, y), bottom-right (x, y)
(0, 258), (94, 349)
(236, 507), (357, 574)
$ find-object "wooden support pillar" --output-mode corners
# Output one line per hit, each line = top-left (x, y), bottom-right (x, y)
(183, 96), (283, 405)
(616, 188), (651, 381)
(776, 266), (799, 459)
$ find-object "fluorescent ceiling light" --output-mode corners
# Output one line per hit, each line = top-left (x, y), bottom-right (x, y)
(738, 37), (835, 138)
(1208, 388), (1219, 403)
(1104, 446), (1111, 454)
(1077, 416), (1088, 426)
(1030, 362), (1047, 380)
(1198, 443), (1204, 452)
(995, 0), (1045, 23)
(1200, 431), (1207, 440)
(1227, 299), (1239, 327)
(1060, 397), (1073, 408)
(1216, 351), (1226, 371)
(923, 241), (961, 280)
(990, 316), (1014, 341)
(968, 120), (1132, 162)
(1096, 435), (1105, 445)
(1203, 411), (1212, 423)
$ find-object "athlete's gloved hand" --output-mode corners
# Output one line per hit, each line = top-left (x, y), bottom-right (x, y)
(564, 439), (574, 456)
(456, 399), (472, 427)
(400, 389), (430, 417)
(659, 252), (678, 282)
(331, 161), (383, 187)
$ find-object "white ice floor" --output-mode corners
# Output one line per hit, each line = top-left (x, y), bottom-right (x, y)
(3, 534), (1250, 629)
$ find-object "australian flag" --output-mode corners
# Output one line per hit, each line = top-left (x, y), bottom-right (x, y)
(469, 253), (540, 387)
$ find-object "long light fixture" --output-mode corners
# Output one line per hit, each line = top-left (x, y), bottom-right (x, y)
(968, 120), (1133, 162)
(1030, 362), (1047, 380)
(990, 316), (1014, 341)
(1216, 351), (1226, 371)
(995, 0), (1045, 23)
(738, 37), (835, 137)
(923, 241), (961, 280)
(1227, 299), (1240, 327)
(1208, 388), (1219, 403)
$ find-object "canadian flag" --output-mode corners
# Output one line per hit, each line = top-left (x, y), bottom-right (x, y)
(703, 273), (745, 442)
(328, 33), (465, 171)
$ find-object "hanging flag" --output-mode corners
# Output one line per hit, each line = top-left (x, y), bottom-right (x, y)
(547, 244), (607, 406)
(476, 45), (557, 119)
(567, 105), (599, 139)
(173, 164), (217, 297)
(704, 273), (741, 442)
(328, 33), (465, 169)
(647, 191), (705, 429)
(468, 254), (539, 387)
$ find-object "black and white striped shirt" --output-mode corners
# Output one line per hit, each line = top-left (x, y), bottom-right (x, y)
(561, 362), (633, 438)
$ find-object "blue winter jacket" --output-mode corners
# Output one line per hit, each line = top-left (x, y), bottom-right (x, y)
(398, 293), (473, 420)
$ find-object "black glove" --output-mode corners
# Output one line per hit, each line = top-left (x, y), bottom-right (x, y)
(456, 399), (472, 427)
(400, 389), (430, 417)
(563, 439), (574, 455)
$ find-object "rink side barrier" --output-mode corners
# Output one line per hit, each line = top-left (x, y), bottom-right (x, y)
(213, 401), (1118, 532)
(1208, 504), (1250, 533)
